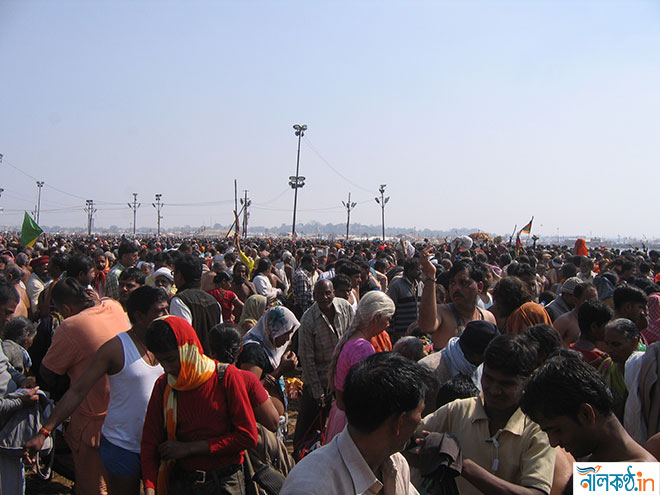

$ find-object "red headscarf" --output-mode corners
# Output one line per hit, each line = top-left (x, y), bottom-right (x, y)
(157, 316), (216, 495)
(574, 238), (588, 257)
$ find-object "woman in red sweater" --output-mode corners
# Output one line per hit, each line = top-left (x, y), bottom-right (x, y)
(141, 315), (257, 495)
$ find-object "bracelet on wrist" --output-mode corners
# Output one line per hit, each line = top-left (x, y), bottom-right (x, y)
(38, 427), (51, 438)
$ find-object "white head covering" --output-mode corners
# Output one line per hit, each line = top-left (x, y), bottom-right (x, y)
(153, 267), (174, 282)
(243, 306), (299, 369)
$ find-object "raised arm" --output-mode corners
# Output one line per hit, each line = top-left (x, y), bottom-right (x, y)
(418, 247), (441, 334)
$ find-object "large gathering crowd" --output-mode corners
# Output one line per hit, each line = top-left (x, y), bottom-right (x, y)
(0, 232), (658, 494)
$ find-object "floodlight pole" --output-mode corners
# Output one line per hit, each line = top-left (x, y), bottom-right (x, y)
(375, 184), (389, 242)
(290, 124), (307, 239)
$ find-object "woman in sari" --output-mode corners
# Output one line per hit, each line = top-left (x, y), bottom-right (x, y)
(324, 291), (395, 442)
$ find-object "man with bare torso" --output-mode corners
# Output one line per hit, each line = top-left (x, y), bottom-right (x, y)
(554, 282), (598, 347)
(418, 248), (496, 350)
(521, 352), (656, 463)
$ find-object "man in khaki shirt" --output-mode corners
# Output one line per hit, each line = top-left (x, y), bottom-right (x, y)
(418, 334), (556, 495)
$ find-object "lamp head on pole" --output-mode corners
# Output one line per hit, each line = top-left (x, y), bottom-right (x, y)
(293, 124), (308, 137)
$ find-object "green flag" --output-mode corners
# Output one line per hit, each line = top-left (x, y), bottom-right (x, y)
(21, 212), (43, 247)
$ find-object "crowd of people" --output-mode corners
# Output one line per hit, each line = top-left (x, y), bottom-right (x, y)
(0, 231), (656, 494)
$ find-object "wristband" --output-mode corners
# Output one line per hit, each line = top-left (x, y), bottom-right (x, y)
(38, 427), (51, 438)
(422, 277), (436, 283)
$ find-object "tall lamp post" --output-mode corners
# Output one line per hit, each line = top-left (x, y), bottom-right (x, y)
(289, 124), (307, 239)
(127, 193), (140, 236)
(342, 192), (357, 239)
(152, 194), (163, 237)
(375, 184), (389, 242)
(35, 181), (44, 224)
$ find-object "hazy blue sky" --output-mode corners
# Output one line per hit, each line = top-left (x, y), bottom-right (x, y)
(2, 1), (659, 238)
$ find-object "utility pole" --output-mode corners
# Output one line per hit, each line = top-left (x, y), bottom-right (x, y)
(342, 192), (357, 239)
(374, 184), (389, 242)
(35, 181), (44, 224)
(127, 192), (140, 236)
(290, 124), (307, 239)
(240, 190), (251, 239)
(84, 200), (97, 235)
(152, 194), (163, 237)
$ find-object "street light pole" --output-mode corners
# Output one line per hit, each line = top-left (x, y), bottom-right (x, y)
(374, 184), (389, 242)
(342, 192), (357, 239)
(35, 181), (44, 224)
(290, 124), (307, 239)
(127, 193), (141, 236)
(84, 200), (97, 235)
(152, 194), (163, 237)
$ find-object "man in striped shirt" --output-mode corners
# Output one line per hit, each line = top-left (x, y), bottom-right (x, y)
(387, 257), (422, 343)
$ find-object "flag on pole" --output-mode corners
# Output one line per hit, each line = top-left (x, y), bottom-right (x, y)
(520, 217), (534, 235)
(21, 212), (42, 247)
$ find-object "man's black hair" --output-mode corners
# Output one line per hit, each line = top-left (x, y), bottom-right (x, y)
(573, 282), (595, 300)
(51, 277), (94, 308)
(613, 285), (648, 310)
(343, 352), (433, 434)
(448, 260), (484, 284)
(561, 263), (578, 279)
(255, 257), (272, 275)
(577, 299), (613, 341)
(3, 316), (36, 346)
(209, 323), (242, 364)
(119, 267), (146, 285)
(300, 254), (315, 266)
(126, 286), (168, 324)
(374, 260), (388, 273)
(66, 255), (94, 279)
(335, 260), (361, 277)
(492, 277), (531, 317)
(403, 257), (420, 273)
(520, 351), (613, 421)
(213, 271), (231, 285)
(483, 334), (536, 378)
(153, 251), (173, 266)
(145, 318), (178, 354)
(118, 242), (139, 258)
(174, 254), (203, 283)
(331, 273), (351, 291)
(49, 252), (70, 272)
(521, 324), (561, 366)
(436, 374), (479, 409)
(508, 262), (535, 280)
(621, 261), (635, 273)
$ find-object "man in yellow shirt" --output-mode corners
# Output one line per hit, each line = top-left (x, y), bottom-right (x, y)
(418, 334), (555, 495)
